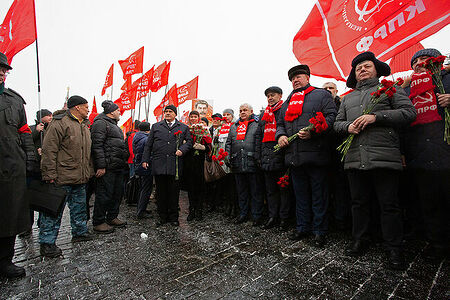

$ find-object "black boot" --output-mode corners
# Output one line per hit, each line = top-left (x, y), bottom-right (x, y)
(388, 249), (405, 270)
(0, 262), (25, 279)
(263, 218), (278, 230)
(40, 243), (62, 258)
(280, 219), (289, 231)
(345, 240), (368, 257)
(187, 209), (195, 221)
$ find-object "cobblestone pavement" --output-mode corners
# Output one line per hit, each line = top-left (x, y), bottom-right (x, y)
(1, 192), (448, 300)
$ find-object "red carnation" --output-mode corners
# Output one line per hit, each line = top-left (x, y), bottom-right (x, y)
(219, 161), (224, 166)
(212, 155), (217, 161)
(174, 130), (182, 136)
(396, 78), (404, 86)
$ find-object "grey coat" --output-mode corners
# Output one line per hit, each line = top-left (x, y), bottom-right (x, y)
(334, 77), (416, 171)
(225, 116), (259, 173)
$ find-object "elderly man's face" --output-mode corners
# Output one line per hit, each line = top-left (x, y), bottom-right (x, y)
(266, 92), (282, 106)
(41, 115), (53, 124)
(412, 55), (430, 74)
(323, 83), (338, 98)
(76, 103), (90, 119)
(291, 74), (309, 90)
(212, 118), (222, 128)
(0, 67), (9, 84)
(164, 109), (176, 122)
(223, 113), (233, 123)
(355, 60), (377, 82)
(239, 106), (252, 121)
(196, 103), (208, 117)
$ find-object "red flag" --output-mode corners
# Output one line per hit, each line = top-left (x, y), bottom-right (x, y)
(180, 110), (190, 124)
(118, 46), (144, 79)
(0, 0), (37, 64)
(115, 85), (138, 112)
(389, 42), (424, 74)
(89, 97), (99, 124)
(132, 67), (154, 100)
(293, 0), (450, 81)
(151, 61), (170, 92)
(153, 84), (178, 117)
(177, 76), (198, 105)
(120, 117), (132, 137)
(101, 64), (114, 96)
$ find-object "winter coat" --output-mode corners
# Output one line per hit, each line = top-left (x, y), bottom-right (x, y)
(91, 113), (128, 171)
(29, 121), (50, 175)
(142, 119), (193, 176)
(255, 107), (285, 172)
(133, 131), (151, 176)
(0, 88), (35, 237)
(334, 77), (416, 171)
(402, 69), (450, 170)
(41, 111), (94, 185)
(275, 85), (337, 167)
(225, 115), (259, 173)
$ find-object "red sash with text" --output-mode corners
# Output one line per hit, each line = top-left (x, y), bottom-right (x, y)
(409, 72), (442, 126)
(285, 86), (315, 122)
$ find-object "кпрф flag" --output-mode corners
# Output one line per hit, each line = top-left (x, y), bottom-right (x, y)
(0, 0), (37, 64)
(293, 0), (449, 81)
(118, 46), (144, 79)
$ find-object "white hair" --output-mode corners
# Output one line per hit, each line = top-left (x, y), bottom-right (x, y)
(239, 103), (253, 110)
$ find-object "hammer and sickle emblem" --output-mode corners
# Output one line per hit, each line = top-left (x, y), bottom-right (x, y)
(354, 0), (393, 22)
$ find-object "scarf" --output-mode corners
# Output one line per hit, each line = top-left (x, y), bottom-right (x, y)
(261, 100), (283, 142)
(409, 72), (442, 126)
(285, 86), (315, 122)
(218, 121), (232, 142)
(236, 119), (254, 140)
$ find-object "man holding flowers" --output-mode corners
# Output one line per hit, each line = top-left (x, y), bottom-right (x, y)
(276, 65), (336, 248)
(402, 48), (450, 258)
(334, 52), (416, 270)
(142, 105), (192, 227)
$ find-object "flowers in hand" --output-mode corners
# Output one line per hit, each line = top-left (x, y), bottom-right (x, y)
(174, 130), (182, 136)
(212, 148), (228, 165)
(277, 174), (289, 188)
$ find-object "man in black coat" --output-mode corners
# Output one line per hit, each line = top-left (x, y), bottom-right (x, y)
(276, 65), (337, 247)
(226, 103), (264, 226)
(403, 48), (450, 258)
(91, 100), (128, 233)
(142, 105), (193, 226)
(255, 86), (290, 230)
(0, 52), (36, 278)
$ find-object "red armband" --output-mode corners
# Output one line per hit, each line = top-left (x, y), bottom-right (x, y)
(18, 124), (32, 134)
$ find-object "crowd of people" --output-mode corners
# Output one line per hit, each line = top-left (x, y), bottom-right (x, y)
(0, 47), (448, 279)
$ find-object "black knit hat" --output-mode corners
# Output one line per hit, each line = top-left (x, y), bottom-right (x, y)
(139, 122), (150, 131)
(102, 100), (119, 114)
(264, 86), (283, 96)
(36, 109), (52, 121)
(410, 48), (442, 68)
(67, 95), (88, 108)
(346, 51), (390, 88)
(164, 105), (177, 115)
(0, 52), (12, 70)
(288, 65), (310, 81)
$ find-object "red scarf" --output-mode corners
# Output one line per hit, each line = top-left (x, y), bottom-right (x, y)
(236, 119), (254, 140)
(218, 121), (231, 137)
(261, 100), (283, 142)
(285, 86), (315, 122)
(409, 72), (442, 126)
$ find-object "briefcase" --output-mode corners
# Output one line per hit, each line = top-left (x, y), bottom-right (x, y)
(25, 180), (67, 218)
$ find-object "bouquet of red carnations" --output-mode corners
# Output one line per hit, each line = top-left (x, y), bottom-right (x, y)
(277, 171), (289, 188)
(211, 148), (228, 166)
(419, 55), (449, 144)
(337, 78), (404, 161)
(273, 112), (328, 153)
(190, 124), (211, 155)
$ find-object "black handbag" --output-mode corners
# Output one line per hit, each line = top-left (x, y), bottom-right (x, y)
(25, 180), (67, 218)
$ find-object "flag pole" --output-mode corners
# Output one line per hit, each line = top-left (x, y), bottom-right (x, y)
(32, 0), (43, 145)
(146, 92), (152, 120)
(137, 72), (143, 121)
(110, 84), (114, 100)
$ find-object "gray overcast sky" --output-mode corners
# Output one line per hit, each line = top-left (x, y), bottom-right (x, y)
(1, 0), (449, 125)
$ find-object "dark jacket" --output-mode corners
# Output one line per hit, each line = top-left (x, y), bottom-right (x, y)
(402, 69), (450, 170)
(41, 111), (94, 185)
(29, 121), (50, 175)
(275, 85), (337, 167)
(142, 119), (193, 176)
(225, 115), (259, 173)
(133, 131), (151, 176)
(0, 88), (35, 237)
(91, 113), (128, 171)
(255, 106), (285, 171)
(334, 77), (416, 170)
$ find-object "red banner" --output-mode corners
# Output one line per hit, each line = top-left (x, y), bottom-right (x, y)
(153, 84), (178, 117)
(89, 96), (98, 124)
(115, 85), (138, 112)
(120, 117), (132, 137)
(121, 77), (131, 91)
(151, 61), (170, 92)
(101, 64), (114, 96)
(293, 0), (450, 81)
(0, 0), (37, 64)
(177, 76), (198, 105)
(118, 46), (144, 79)
(389, 42), (424, 74)
(132, 67), (154, 100)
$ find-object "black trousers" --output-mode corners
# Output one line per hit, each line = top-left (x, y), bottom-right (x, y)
(0, 236), (15, 267)
(347, 169), (403, 249)
(137, 175), (153, 215)
(154, 175), (180, 222)
(234, 173), (263, 220)
(263, 170), (290, 219)
(413, 170), (450, 250)
(93, 170), (124, 226)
